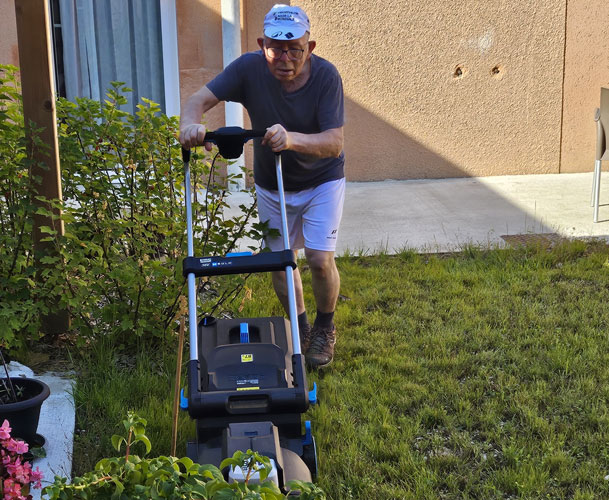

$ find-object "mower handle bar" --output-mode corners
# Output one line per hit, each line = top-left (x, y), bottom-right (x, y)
(182, 126), (302, 361)
(204, 127), (266, 143)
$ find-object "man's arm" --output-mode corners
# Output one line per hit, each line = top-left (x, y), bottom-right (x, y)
(179, 85), (220, 149)
(262, 125), (344, 158)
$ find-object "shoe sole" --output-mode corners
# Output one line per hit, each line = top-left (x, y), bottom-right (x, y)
(305, 357), (333, 369)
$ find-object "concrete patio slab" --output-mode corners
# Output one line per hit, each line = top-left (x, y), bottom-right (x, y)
(228, 171), (609, 255)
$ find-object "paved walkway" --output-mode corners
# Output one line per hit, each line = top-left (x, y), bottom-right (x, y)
(228, 171), (609, 254)
(338, 172), (609, 254)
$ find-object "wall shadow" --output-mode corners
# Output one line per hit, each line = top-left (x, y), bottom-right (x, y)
(344, 97), (468, 181)
(334, 97), (609, 254)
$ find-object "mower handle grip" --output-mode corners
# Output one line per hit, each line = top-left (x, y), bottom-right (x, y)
(204, 127), (266, 143)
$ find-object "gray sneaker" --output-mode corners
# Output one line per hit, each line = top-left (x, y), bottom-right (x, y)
(306, 324), (336, 368)
(299, 323), (313, 353)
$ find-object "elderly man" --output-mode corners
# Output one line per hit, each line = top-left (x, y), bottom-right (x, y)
(179, 4), (345, 368)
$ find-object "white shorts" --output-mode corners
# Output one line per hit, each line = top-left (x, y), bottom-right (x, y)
(256, 178), (345, 252)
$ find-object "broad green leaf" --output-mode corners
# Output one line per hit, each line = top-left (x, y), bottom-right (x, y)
(137, 435), (152, 455)
(111, 434), (125, 452)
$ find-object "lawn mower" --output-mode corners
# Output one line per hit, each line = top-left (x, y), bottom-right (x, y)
(180, 127), (318, 488)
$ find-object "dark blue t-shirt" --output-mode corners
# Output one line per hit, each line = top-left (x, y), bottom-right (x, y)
(207, 51), (345, 191)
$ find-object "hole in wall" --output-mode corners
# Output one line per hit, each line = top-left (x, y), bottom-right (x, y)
(491, 65), (503, 78)
(453, 65), (465, 79)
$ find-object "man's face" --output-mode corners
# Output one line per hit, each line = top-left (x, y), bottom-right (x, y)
(257, 35), (316, 83)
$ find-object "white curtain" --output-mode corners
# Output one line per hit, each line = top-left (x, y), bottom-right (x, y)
(59, 0), (165, 114)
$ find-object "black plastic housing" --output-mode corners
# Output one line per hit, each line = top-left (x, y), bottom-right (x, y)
(187, 316), (309, 419)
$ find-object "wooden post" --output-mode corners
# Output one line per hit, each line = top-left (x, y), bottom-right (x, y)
(14, 0), (69, 334)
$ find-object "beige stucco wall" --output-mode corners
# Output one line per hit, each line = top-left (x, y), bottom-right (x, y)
(294, 0), (567, 180)
(560, 0), (609, 173)
(2, 1), (609, 181)
(0, 2), (19, 67)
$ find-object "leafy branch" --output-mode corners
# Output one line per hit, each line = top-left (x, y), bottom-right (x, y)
(44, 413), (326, 499)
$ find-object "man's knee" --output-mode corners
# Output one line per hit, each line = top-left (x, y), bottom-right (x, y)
(305, 248), (335, 275)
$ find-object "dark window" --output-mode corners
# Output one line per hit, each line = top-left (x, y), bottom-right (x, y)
(49, 0), (165, 114)
(49, 0), (66, 98)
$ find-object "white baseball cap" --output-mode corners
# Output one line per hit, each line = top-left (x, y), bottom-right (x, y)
(263, 4), (310, 41)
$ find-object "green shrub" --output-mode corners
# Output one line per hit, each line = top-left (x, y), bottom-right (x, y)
(43, 412), (325, 499)
(0, 64), (52, 352)
(0, 64), (266, 352)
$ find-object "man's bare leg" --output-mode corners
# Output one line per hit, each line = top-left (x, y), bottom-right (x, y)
(302, 248), (339, 368)
(304, 248), (339, 314)
(271, 263), (305, 316)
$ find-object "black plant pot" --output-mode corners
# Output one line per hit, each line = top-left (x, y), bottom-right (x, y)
(0, 378), (50, 444)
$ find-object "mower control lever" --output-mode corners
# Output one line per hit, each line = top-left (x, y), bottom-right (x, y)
(204, 126), (266, 159)
(181, 127), (265, 162)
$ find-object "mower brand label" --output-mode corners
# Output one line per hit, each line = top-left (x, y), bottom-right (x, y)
(241, 354), (254, 363)
(237, 377), (259, 386)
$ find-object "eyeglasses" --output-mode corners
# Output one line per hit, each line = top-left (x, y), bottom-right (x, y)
(264, 46), (305, 61)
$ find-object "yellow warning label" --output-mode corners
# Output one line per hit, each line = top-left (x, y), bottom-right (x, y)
(241, 354), (253, 363)
(236, 386), (259, 391)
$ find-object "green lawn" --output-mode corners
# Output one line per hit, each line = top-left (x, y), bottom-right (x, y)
(71, 240), (609, 499)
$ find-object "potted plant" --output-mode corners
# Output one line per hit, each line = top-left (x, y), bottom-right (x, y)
(0, 350), (50, 447)
(0, 419), (44, 498)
